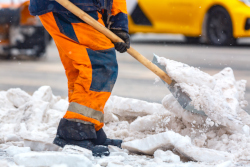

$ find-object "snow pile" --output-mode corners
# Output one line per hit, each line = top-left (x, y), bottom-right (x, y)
(0, 86), (66, 151)
(0, 56), (250, 166)
(158, 57), (249, 134)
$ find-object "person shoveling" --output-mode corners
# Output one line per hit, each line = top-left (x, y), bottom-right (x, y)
(28, 0), (250, 158)
(29, 0), (130, 157)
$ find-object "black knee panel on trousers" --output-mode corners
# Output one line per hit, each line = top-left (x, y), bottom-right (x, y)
(91, 128), (107, 145)
(56, 118), (97, 140)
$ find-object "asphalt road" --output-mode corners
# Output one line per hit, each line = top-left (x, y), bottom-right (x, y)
(0, 34), (250, 113)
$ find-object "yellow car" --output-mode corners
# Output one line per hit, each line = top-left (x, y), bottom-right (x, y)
(127, 0), (250, 45)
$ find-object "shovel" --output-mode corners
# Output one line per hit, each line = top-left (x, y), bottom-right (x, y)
(54, 0), (206, 116)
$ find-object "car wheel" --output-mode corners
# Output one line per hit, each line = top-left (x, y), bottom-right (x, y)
(206, 6), (236, 46)
(185, 37), (200, 44)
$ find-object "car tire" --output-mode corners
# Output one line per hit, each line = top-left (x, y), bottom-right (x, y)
(206, 6), (236, 46)
(185, 37), (200, 44)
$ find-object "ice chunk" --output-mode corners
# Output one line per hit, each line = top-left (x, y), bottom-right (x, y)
(130, 114), (168, 132)
(24, 140), (60, 151)
(154, 150), (180, 163)
(122, 131), (233, 163)
(109, 146), (128, 157)
(106, 96), (166, 118)
(122, 131), (190, 155)
(62, 145), (93, 160)
(4, 134), (21, 142)
(6, 146), (31, 156)
(14, 152), (93, 167)
(97, 155), (125, 167)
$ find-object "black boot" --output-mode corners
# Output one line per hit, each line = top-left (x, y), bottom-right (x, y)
(53, 119), (110, 157)
(53, 136), (110, 157)
(92, 128), (123, 149)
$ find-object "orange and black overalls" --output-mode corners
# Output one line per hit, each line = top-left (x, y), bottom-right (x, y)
(29, 0), (128, 132)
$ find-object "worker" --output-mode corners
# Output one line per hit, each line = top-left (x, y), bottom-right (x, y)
(29, 0), (130, 157)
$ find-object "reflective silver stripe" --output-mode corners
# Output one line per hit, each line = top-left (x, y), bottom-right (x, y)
(68, 102), (104, 123)
(65, 119), (93, 125)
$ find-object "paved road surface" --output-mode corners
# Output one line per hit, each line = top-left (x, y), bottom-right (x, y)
(0, 34), (250, 113)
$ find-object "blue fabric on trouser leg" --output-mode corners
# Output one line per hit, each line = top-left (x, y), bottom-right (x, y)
(87, 48), (118, 92)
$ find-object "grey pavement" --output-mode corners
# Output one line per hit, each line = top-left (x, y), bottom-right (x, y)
(0, 34), (250, 113)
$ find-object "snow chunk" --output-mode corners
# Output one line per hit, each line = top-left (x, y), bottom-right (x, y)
(45, 109), (65, 127)
(162, 94), (205, 125)
(62, 145), (93, 160)
(97, 155), (125, 166)
(130, 114), (170, 132)
(52, 99), (68, 112)
(0, 160), (9, 167)
(154, 150), (180, 163)
(157, 56), (216, 89)
(122, 131), (233, 163)
(0, 91), (15, 111)
(32, 86), (53, 102)
(4, 134), (21, 143)
(17, 100), (49, 129)
(106, 96), (166, 118)
(32, 86), (61, 107)
(6, 88), (31, 108)
(6, 146), (31, 156)
(14, 152), (93, 167)
(51, 165), (68, 167)
(23, 140), (60, 152)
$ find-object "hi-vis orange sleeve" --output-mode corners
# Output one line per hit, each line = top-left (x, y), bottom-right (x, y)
(111, 0), (128, 16)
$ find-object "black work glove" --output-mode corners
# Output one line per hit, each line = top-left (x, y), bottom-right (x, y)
(111, 30), (130, 53)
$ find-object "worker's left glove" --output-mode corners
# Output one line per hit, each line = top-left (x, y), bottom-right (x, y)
(111, 30), (130, 53)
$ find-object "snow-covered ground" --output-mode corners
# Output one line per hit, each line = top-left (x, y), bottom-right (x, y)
(0, 57), (250, 167)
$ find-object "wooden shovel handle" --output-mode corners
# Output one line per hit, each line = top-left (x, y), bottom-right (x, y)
(55, 0), (172, 85)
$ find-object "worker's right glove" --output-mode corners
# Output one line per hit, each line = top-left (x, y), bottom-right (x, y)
(111, 30), (130, 53)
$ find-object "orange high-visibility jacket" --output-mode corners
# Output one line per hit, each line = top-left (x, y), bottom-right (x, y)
(29, 0), (128, 32)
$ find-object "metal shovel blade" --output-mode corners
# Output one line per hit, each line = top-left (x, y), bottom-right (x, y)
(152, 55), (206, 116)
